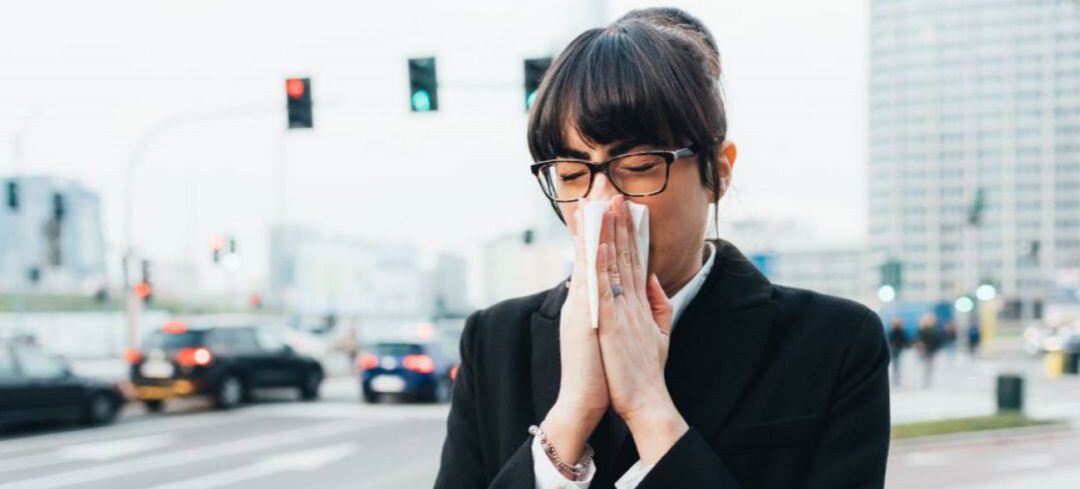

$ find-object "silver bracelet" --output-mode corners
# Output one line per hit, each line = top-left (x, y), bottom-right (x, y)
(529, 424), (593, 480)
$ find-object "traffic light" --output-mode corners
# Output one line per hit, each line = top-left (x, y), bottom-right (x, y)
(524, 57), (551, 111)
(879, 259), (902, 289)
(5, 181), (18, 211)
(408, 57), (438, 112)
(44, 193), (65, 267)
(137, 259), (153, 303)
(968, 187), (986, 225)
(285, 77), (313, 129)
(52, 192), (65, 221)
(210, 234), (224, 264)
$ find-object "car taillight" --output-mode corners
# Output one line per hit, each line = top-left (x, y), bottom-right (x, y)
(177, 347), (213, 367)
(125, 348), (143, 364)
(403, 354), (436, 374)
(450, 364), (459, 381)
(358, 353), (378, 371)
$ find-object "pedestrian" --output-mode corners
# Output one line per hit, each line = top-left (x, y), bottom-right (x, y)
(916, 313), (943, 388)
(888, 317), (907, 387)
(967, 320), (981, 357)
(435, 8), (890, 489)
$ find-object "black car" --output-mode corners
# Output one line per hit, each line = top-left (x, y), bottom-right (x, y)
(358, 341), (457, 403)
(0, 339), (124, 428)
(129, 318), (324, 411)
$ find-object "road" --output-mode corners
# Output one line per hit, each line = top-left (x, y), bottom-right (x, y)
(2, 349), (1078, 488)
(0, 378), (450, 489)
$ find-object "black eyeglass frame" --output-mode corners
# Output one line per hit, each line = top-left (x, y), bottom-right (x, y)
(529, 145), (697, 203)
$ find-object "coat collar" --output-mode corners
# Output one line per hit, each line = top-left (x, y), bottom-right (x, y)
(529, 239), (778, 467)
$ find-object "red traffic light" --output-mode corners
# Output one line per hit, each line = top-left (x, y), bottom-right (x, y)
(134, 282), (152, 300)
(286, 78), (306, 99)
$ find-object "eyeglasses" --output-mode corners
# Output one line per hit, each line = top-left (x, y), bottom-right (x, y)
(530, 146), (696, 203)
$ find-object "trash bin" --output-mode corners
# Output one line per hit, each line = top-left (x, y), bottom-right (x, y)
(996, 374), (1024, 413)
(1065, 352), (1080, 375)
(1045, 351), (1065, 378)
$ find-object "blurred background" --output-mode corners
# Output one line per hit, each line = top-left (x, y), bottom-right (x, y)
(1, 0), (1079, 487)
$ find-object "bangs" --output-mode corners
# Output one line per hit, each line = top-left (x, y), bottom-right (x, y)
(528, 20), (720, 161)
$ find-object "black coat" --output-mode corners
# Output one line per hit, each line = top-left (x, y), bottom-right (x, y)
(435, 240), (890, 488)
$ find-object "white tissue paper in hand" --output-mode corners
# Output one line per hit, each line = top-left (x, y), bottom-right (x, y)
(582, 200), (649, 329)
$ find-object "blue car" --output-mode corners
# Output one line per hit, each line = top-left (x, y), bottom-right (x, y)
(358, 341), (457, 403)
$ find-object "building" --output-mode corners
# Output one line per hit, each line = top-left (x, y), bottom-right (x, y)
(720, 219), (872, 304)
(432, 252), (472, 318)
(0, 176), (106, 294)
(868, 0), (1080, 317)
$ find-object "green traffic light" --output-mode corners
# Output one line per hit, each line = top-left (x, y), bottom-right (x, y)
(412, 89), (432, 112)
(525, 91), (538, 110)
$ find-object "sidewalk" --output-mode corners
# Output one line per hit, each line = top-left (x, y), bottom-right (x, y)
(889, 343), (1080, 425)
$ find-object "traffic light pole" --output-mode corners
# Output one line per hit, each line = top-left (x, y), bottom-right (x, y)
(7, 107), (41, 338)
(122, 102), (277, 353)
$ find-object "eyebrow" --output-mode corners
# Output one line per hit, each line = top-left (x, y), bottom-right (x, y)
(554, 139), (662, 161)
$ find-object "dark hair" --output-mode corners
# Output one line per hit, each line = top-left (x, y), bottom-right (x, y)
(527, 7), (727, 224)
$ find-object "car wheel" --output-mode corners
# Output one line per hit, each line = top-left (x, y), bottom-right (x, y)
(362, 390), (378, 404)
(214, 374), (245, 410)
(143, 400), (165, 413)
(299, 370), (321, 401)
(84, 393), (118, 425)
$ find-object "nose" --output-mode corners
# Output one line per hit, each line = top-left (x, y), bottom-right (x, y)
(587, 172), (620, 202)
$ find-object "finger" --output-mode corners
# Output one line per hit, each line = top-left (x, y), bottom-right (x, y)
(647, 273), (673, 335)
(595, 211), (616, 331)
(611, 196), (641, 306)
(621, 198), (647, 300)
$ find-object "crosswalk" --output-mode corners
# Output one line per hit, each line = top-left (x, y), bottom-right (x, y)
(0, 400), (450, 489)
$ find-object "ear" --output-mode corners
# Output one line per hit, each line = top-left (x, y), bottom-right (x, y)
(711, 140), (737, 202)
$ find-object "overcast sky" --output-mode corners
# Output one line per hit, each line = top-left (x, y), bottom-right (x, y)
(0, 0), (868, 292)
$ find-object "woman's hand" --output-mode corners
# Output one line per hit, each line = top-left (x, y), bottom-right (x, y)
(595, 195), (688, 465)
(540, 204), (609, 471)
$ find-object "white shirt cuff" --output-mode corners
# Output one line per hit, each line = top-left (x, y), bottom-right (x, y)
(531, 435), (595, 489)
(614, 460), (652, 489)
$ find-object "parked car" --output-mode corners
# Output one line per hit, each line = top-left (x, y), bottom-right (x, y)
(0, 339), (124, 428)
(358, 341), (457, 403)
(128, 317), (324, 411)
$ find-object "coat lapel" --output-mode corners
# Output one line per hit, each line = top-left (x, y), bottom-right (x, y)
(529, 240), (779, 474)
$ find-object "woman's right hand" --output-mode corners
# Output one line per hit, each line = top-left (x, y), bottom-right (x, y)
(540, 205), (609, 467)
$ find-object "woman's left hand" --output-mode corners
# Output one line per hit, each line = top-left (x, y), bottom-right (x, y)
(595, 195), (689, 465)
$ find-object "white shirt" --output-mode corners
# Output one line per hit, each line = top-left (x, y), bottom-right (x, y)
(533, 242), (717, 489)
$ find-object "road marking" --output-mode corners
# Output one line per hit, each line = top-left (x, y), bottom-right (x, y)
(0, 411), (239, 458)
(249, 402), (450, 420)
(140, 442), (359, 489)
(0, 419), (370, 489)
(59, 433), (176, 461)
(996, 453), (1055, 472)
(0, 434), (175, 475)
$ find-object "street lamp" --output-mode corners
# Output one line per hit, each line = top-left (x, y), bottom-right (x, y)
(976, 284), (997, 301)
(954, 296), (975, 313)
(877, 285), (896, 303)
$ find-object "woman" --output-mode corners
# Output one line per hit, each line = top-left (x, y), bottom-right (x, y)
(435, 8), (889, 489)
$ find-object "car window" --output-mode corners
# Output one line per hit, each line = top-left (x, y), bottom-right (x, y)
(143, 330), (203, 350)
(0, 346), (18, 380)
(255, 328), (287, 352)
(13, 346), (68, 380)
(206, 328), (258, 353)
(231, 328), (260, 352)
(372, 343), (423, 356)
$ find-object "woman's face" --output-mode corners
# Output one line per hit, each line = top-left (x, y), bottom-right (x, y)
(556, 129), (735, 292)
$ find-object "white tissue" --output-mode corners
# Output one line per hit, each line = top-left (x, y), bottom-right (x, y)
(582, 199), (649, 329)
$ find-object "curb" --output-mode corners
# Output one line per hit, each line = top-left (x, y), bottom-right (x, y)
(891, 422), (1074, 451)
